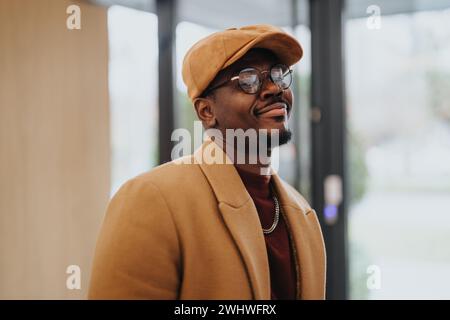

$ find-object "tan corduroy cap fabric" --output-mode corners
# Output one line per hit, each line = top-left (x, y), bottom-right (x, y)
(182, 24), (303, 101)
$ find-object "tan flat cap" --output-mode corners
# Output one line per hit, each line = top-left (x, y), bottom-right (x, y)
(182, 24), (303, 101)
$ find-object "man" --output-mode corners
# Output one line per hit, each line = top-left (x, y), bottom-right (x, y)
(88, 24), (326, 300)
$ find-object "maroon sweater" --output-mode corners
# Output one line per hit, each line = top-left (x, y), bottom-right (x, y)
(235, 167), (297, 300)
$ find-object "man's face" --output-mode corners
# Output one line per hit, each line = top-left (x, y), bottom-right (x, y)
(201, 49), (294, 146)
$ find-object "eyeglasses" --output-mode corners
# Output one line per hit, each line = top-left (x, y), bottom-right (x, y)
(203, 64), (293, 96)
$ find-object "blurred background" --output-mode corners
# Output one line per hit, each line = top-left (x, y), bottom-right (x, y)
(0, 0), (449, 299)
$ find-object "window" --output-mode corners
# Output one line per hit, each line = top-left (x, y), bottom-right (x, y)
(108, 6), (159, 195)
(346, 6), (450, 299)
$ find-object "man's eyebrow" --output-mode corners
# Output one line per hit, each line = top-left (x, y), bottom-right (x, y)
(219, 65), (241, 79)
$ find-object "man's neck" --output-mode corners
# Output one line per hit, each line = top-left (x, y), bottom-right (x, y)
(234, 163), (270, 175)
(217, 137), (272, 176)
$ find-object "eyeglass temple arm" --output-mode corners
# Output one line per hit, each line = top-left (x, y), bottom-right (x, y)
(202, 76), (240, 96)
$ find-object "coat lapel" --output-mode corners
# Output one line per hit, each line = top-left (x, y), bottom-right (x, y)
(271, 173), (327, 299)
(194, 140), (271, 300)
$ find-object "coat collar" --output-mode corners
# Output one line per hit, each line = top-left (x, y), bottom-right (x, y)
(193, 139), (325, 300)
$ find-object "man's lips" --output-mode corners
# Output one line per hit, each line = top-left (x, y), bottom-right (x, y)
(255, 102), (288, 118)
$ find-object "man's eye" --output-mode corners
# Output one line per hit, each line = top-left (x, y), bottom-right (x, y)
(233, 80), (242, 90)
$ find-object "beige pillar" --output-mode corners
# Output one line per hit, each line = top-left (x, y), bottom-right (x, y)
(0, 0), (110, 299)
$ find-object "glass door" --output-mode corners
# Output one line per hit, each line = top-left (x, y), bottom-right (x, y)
(345, 3), (450, 299)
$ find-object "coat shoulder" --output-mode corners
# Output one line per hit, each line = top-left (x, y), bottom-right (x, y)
(115, 154), (204, 199)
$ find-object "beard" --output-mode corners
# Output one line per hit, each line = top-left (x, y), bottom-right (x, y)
(218, 127), (293, 165)
(277, 128), (293, 146)
(262, 128), (292, 148)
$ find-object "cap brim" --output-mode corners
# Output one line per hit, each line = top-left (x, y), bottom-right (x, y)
(222, 31), (303, 70)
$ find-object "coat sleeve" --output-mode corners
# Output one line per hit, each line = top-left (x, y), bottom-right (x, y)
(88, 178), (181, 299)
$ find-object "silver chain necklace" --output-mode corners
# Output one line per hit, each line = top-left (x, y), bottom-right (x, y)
(262, 194), (280, 235)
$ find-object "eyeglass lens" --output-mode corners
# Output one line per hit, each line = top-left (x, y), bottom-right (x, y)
(238, 64), (292, 94)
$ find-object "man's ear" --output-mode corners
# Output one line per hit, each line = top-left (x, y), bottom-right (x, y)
(193, 97), (217, 128)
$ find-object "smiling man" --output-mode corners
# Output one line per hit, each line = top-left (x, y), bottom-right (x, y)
(88, 24), (326, 300)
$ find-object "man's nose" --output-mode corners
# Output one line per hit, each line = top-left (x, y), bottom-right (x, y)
(259, 77), (282, 100)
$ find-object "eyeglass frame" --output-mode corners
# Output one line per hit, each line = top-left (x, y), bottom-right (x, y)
(201, 64), (293, 97)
